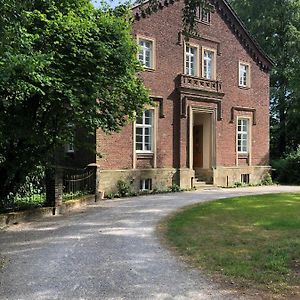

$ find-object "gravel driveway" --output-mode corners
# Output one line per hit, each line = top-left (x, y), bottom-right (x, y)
(0, 186), (299, 300)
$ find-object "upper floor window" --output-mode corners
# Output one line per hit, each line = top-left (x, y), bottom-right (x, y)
(237, 118), (249, 154)
(138, 37), (155, 70)
(136, 110), (154, 153)
(66, 141), (75, 153)
(140, 178), (152, 191)
(202, 48), (216, 80)
(239, 62), (251, 88)
(197, 6), (211, 23)
(65, 124), (75, 153)
(185, 45), (198, 76)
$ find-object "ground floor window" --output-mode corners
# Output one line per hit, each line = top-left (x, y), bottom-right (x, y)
(140, 178), (152, 191)
(136, 109), (154, 153)
(237, 118), (249, 154)
(241, 174), (250, 184)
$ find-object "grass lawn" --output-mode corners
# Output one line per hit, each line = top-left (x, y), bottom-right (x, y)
(161, 193), (300, 298)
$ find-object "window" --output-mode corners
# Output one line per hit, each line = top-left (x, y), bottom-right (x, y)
(237, 118), (249, 154)
(197, 6), (211, 23)
(140, 179), (152, 191)
(66, 141), (75, 153)
(239, 62), (250, 87)
(202, 49), (215, 80)
(138, 38), (154, 69)
(185, 45), (198, 76)
(136, 110), (154, 153)
(241, 174), (250, 184)
(65, 124), (75, 153)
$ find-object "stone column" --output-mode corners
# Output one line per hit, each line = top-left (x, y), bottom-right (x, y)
(178, 104), (195, 189)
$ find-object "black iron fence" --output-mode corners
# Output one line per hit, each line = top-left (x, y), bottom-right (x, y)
(0, 167), (96, 213)
(63, 168), (96, 201)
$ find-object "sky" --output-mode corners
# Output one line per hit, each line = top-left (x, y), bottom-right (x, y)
(92, 0), (127, 8)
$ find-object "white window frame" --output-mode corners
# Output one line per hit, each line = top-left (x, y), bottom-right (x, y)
(140, 178), (152, 191)
(198, 6), (211, 23)
(184, 42), (200, 77)
(65, 124), (75, 153)
(137, 35), (156, 70)
(202, 47), (216, 80)
(239, 61), (251, 88)
(241, 174), (250, 184)
(237, 118), (250, 154)
(135, 109), (154, 153)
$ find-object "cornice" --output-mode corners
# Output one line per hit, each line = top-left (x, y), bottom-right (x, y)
(212, 0), (274, 71)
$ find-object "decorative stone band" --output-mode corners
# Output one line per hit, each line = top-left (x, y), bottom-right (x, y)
(180, 95), (222, 121)
(151, 96), (165, 118)
(230, 106), (257, 125)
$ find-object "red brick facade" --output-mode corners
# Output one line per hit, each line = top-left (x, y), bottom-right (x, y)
(96, 0), (272, 193)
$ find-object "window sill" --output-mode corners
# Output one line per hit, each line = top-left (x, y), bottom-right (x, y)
(196, 19), (211, 26)
(238, 153), (249, 158)
(136, 152), (154, 158)
(143, 67), (156, 72)
(238, 85), (251, 90)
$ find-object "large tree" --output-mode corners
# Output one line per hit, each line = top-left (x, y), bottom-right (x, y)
(227, 0), (300, 158)
(0, 0), (150, 207)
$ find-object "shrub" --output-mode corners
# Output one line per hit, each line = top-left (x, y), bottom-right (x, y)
(234, 182), (243, 188)
(169, 183), (182, 192)
(116, 180), (131, 197)
(106, 192), (116, 199)
(128, 191), (138, 197)
(272, 147), (300, 185)
(261, 172), (273, 186)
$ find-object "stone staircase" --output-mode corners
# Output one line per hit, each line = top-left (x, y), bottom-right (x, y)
(193, 172), (216, 190)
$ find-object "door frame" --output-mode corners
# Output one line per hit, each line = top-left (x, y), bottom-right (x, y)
(189, 106), (216, 170)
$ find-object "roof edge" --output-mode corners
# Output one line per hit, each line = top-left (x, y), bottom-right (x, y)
(221, 0), (274, 67)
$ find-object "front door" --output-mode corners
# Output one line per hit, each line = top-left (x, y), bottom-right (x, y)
(193, 125), (203, 168)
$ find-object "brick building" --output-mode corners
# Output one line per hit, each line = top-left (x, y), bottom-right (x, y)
(96, 0), (273, 193)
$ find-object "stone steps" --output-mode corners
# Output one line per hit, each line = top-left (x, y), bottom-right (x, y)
(194, 178), (215, 190)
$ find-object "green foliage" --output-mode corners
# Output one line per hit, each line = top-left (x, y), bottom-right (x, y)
(233, 182), (243, 188)
(0, 0), (150, 205)
(106, 192), (116, 199)
(0, 166), (46, 212)
(0, 194), (46, 213)
(228, 0), (300, 158)
(261, 172), (273, 186)
(63, 190), (92, 202)
(272, 147), (300, 185)
(181, 0), (214, 32)
(169, 183), (182, 193)
(145, 0), (214, 33)
(104, 181), (185, 199)
(116, 179), (132, 197)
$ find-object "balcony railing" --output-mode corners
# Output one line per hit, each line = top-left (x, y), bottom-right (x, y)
(178, 74), (223, 94)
